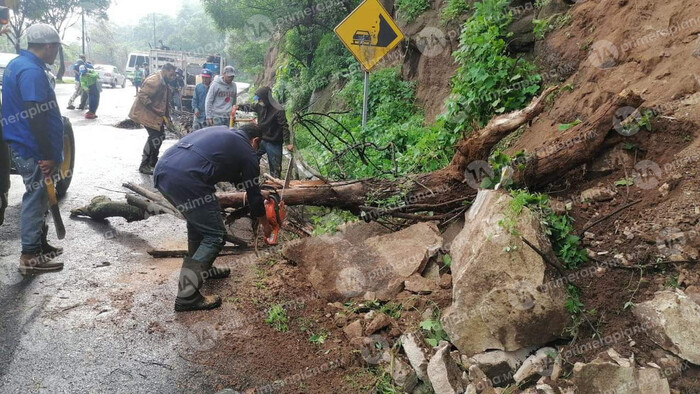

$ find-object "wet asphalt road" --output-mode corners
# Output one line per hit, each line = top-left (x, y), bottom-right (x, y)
(0, 82), (230, 393)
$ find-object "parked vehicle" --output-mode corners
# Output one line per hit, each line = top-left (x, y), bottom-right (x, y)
(94, 64), (126, 88)
(0, 52), (17, 84)
(0, 52), (55, 89)
(124, 52), (148, 81)
(145, 50), (225, 110)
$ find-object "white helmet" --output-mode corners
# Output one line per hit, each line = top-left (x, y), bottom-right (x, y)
(26, 23), (62, 45)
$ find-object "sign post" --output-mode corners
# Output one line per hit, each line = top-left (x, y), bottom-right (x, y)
(334, 0), (404, 130)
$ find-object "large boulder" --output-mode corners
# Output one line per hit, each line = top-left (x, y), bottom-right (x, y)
(283, 222), (442, 301)
(633, 289), (700, 364)
(442, 190), (568, 356)
(571, 349), (670, 394)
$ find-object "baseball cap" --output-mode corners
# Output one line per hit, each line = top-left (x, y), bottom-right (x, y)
(201, 69), (212, 77)
(222, 66), (236, 77)
(26, 23), (62, 44)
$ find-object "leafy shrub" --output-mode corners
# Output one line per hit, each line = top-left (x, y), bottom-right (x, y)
(396, 0), (430, 22)
(265, 304), (289, 332)
(442, 0), (471, 21)
(297, 67), (457, 179)
(442, 0), (541, 134)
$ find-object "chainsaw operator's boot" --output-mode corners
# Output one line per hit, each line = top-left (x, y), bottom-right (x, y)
(188, 239), (230, 280)
(174, 257), (221, 312)
(41, 224), (63, 257)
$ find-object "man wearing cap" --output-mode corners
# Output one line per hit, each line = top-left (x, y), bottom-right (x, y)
(129, 63), (176, 175)
(205, 65), (237, 127)
(191, 69), (212, 131)
(1, 23), (65, 272)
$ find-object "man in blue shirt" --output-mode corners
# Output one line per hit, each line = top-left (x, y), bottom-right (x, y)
(1, 24), (65, 273)
(154, 124), (272, 312)
(191, 69), (212, 131)
(66, 54), (86, 110)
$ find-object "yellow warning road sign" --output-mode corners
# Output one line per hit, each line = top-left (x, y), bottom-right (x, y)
(334, 0), (405, 71)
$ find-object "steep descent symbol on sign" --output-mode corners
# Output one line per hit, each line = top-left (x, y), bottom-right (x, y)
(350, 14), (398, 48)
(376, 14), (398, 47)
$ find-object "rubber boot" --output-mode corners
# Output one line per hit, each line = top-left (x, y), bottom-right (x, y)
(0, 192), (7, 226)
(188, 240), (230, 280)
(174, 256), (221, 312)
(138, 154), (153, 175)
(41, 224), (63, 257)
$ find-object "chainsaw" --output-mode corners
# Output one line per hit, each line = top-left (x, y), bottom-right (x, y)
(263, 192), (287, 245)
(261, 153), (294, 245)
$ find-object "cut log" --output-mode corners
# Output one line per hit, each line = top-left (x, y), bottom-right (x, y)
(125, 194), (178, 217)
(518, 90), (643, 186)
(123, 182), (183, 219)
(70, 196), (145, 222)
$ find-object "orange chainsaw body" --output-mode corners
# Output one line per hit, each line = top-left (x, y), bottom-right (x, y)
(264, 196), (287, 245)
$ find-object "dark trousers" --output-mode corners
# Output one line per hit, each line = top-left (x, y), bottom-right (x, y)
(141, 125), (164, 168)
(183, 204), (227, 265)
(88, 84), (100, 113)
(257, 140), (283, 179)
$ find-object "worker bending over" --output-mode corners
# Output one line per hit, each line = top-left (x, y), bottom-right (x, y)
(153, 124), (272, 312)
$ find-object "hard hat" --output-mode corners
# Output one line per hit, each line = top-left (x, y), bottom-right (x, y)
(25, 23), (61, 44)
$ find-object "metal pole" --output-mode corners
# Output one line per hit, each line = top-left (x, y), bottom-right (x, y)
(81, 9), (85, 54)
(362, 70), (369, 129)
(153, 14), (156, 48)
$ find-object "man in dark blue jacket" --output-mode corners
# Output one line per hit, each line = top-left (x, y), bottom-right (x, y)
(154, 124), (272, 312)
(1, 24), (64, 272)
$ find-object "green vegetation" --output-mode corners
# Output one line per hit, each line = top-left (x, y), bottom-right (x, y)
(615, 177), (634, 187)
(396, 0), (431, 22)
(265, 304), (289, 332)
(533, 13), (572, 40)
(309, 331), (329, 345)
(442, 0), (471, 21)
(557, 119), (582, 131)
(442, 0), (541, 134)
(310, 208), (357, 236)
(501, 189), (588, 269)
(420, 308), (450, 347)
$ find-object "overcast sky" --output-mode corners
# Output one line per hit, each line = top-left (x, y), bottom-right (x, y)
(107, 0), (193, 26)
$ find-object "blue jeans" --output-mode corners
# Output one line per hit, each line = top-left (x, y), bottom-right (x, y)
(257, 140), (283, 179)
(182, 204), (227, 266)
(11, 151), (49, 253)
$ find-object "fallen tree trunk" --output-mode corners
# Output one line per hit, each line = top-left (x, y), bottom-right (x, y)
(216, 87), (571, 215)
(120, 89), (643, 221)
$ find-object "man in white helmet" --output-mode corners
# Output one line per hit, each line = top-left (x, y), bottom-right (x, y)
(1, 23), (65, 273)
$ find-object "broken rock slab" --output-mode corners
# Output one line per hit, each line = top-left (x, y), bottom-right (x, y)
(442, 190), (568, 357)
(283, 222), (442, 301)
(469, 347), (534, 386)
(400, 332), (431, 382)
(389, 355), (419, 393)
(633, 289), (700, 364)
(427, 341), (465, 394)
(571, 348), (670, 394)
